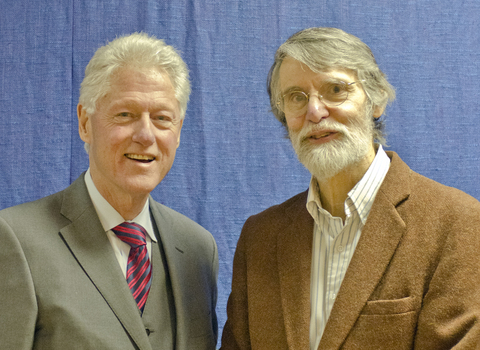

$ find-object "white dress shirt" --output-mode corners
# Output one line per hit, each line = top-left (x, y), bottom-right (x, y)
(308, 146), (391, 350)
(84, 169), (157, 277)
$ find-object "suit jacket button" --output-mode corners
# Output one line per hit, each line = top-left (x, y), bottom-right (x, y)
(145, 328), (151, 336)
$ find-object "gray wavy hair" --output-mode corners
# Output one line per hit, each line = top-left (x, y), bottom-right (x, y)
(79, 32), (190, 119)
(267, 27), (395, 144)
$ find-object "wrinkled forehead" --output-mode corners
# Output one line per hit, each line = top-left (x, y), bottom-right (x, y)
(93, 66), (179, 113)
(278, 57), (358, 91)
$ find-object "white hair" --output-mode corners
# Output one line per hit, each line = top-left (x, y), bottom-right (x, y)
(79, 32), (190, 119)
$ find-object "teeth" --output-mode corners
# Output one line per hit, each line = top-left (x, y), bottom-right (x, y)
(312, 132), (331, 139)
(125, 154), (154, 161)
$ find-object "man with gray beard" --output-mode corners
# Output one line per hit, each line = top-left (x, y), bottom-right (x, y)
(221, 27), (480, 350)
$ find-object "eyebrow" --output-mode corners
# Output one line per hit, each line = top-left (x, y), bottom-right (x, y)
(110, 99), (176, 112)
(280, 77), (353, 96)
(280, 86), (306, 96)
(110, 100), (140, 110)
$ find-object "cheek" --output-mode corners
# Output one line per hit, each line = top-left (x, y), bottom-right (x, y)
(159, 138), (179, 155)
(285, 116), (305, 132)
(342, 106), (366, 125)
(90, 127), (131, 162)
(157, 129), (182, 151)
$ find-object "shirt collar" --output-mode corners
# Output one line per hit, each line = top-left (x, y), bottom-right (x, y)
(307, 145), (391, 224)
(84, 169), (157, 242)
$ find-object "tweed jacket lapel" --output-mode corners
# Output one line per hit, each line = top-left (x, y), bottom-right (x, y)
(318, 152), (411, 349)
(58, 175), (153, 350)
(277, 191), (313, 349)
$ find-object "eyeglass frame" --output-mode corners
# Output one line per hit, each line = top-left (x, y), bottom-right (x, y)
(276, 79), (366, 116)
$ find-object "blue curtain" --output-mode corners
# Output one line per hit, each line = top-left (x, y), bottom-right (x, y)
(2, 0), (480, 341)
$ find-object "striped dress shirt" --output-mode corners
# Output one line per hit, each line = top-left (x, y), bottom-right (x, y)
(308, 145), (391, 350)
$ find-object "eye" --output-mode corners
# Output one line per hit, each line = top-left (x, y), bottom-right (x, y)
(285, 91), (308, 104)
(114, 112), (134, 121)
(153, 114), (171, 121)
(328, 82), (347, 94)
(322, 82), (349, 102)
(151, 114), (175, 128)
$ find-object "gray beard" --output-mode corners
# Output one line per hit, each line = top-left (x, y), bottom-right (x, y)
(289, 114), (374, 183)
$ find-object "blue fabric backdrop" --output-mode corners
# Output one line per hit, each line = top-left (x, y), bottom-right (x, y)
(2, 0), (480, 343)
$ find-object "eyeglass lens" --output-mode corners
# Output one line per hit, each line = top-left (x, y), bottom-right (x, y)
(279, 81), (351, 115)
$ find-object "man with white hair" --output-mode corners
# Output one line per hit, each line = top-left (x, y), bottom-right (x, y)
(0, 33), (218, 350)
(221, 27), (480, 349)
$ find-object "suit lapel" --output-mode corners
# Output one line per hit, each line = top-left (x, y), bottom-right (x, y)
(148, 201), (188, 347)
(149, 200), (218, 349)
(58, 175), (152, 350)
(277, 192), (313, 349)
(319, 151), (411, 349)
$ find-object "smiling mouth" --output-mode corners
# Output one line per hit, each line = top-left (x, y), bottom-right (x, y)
(125, 154), (155, 163)
(310, 131), (336, 139)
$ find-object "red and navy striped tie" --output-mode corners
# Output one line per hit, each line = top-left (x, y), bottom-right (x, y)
(112, 222), (152, 314)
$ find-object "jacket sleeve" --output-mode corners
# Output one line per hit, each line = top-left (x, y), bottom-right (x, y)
(221, 226), (251, 350)
(413, 217), (480, 349)
(0, 216), (37, 349)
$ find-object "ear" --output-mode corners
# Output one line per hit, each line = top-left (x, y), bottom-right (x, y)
(176, 119), (183, 148)
(77, 104), (92, 144)
(373, 105), (385, 120)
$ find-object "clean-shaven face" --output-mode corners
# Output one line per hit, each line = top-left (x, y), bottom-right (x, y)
(79, 66), (183, 204)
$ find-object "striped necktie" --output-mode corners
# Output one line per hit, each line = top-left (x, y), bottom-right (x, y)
(112, 222), (152, 314)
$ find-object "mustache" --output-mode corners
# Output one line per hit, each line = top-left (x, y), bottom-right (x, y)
(292, 120), (350, 142)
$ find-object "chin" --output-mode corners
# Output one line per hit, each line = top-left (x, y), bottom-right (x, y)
(123, 178), (161, 195)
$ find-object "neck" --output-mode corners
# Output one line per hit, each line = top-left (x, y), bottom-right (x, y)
(316, 149), (376, 221)
(89, 176), (149, 221)
(106, 196), (147, 221)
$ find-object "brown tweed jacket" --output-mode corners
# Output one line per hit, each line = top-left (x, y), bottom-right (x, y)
(221, 151), (480, 349)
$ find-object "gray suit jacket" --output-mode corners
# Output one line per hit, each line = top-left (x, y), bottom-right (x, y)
(0, 174), (218, 349)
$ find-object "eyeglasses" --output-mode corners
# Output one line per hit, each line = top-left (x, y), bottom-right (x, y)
(277, 80), (364, 116)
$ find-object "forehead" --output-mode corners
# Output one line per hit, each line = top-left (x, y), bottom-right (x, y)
(96, 66), (179, 112)
(278, 57), (358, 91)
(108, 66), (174, 93)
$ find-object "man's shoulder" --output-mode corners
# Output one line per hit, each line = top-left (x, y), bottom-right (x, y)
(385, 151), (480, 215)
(0, 187), (73, 246)
(253, 191), (308, 217)
(149, 199), (213, 238)
(149, 200), (217, 263)
(0, 187), (65, 219)
(410, 170), (480, 211)
(0, 174), (87, 224)
(243, 191), (309, 230)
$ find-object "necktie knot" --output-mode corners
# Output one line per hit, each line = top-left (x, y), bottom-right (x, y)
(112, 222), (147, 248)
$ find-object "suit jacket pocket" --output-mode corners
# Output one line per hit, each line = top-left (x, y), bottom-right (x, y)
(342, 297), (420, 350)
(361, 296), (419, 315)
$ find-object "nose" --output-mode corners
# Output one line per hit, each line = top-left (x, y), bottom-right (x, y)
(305, 94), (329, 123)
(132, 113), (155, 146)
